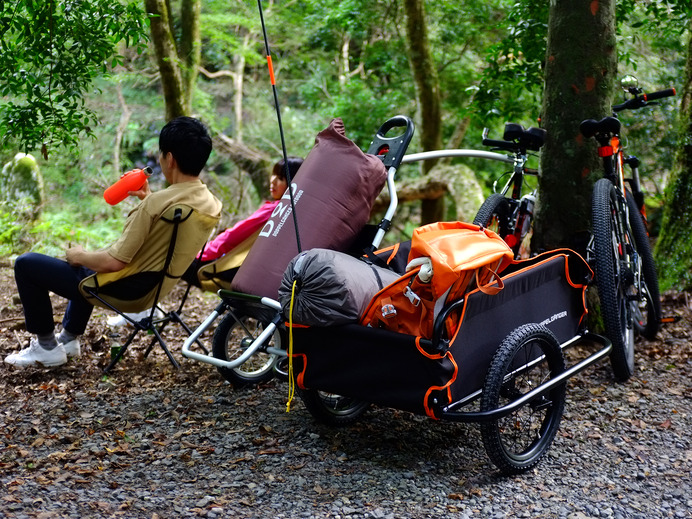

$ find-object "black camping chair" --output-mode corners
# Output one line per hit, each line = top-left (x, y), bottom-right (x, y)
(79, 205), (219, 372)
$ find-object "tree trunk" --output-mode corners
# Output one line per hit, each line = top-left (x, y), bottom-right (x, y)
(213, 134), (273, 196)
(234, 33), (250, 142)
(402, 0), (444, 224)
(654, 19), (692, 291)
(179, 0), (202, 114)
(535, 0), (616, 253)
(146, 0), (186, 120)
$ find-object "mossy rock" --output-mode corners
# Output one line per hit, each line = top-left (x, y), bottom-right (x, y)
(1, 153), (45, 220)
(434, 163), (485, 222)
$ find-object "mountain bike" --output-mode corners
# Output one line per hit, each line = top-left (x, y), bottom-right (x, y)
(580, 77), (675, 381)
(473, 123), (546, 259)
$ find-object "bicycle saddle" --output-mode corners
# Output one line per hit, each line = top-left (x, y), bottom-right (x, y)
(503, 123), (546, 152)
(579, 117), (621, 139)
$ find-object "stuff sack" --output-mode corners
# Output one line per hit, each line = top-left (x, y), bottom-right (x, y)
(360, 221), (514, 339)
(231, 118), (387, 298)
(279, 248), (400, 327)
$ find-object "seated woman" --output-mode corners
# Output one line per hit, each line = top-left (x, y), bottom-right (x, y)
(185, 155), (304, 289)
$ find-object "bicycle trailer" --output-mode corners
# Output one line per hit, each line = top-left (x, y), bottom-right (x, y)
(286, 245), (611, 474)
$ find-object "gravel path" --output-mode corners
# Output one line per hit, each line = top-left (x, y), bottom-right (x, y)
(1, 264), (690, 518)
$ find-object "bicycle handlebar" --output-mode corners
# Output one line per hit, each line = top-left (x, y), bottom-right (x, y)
(482, 136), (514, 150)
(481, 124), (546, 153)
(613, 88), (676, 112)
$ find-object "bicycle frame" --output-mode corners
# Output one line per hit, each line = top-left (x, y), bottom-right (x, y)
(587, 132), (642, 288)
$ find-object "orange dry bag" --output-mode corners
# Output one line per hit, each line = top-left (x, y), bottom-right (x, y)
(360, 222), (514, 339)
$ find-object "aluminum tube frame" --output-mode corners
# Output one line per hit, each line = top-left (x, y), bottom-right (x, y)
(181, 297), (282, 369)
(439, 333), (612, 423)
(372, 166), (398, 249)
(402, 149), (514, 164)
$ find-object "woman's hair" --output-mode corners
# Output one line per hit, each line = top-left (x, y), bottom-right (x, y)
(272, 156), (303, 181)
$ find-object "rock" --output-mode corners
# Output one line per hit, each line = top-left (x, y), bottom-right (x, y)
(0, 153), (44, 221)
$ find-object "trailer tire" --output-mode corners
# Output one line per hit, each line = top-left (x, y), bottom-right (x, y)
(298, 389), (370, 427)
(480, 323), (566, 475)
(212, 310), (280, 387)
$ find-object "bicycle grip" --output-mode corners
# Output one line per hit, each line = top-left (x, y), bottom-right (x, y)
(482, 138), (513, 149)
(644, 88), (676, 102)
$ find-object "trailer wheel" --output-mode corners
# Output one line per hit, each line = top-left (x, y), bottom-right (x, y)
(212, 311), (280, 387)
(480, 323), (566, 475)
(298, 389), (370, 427)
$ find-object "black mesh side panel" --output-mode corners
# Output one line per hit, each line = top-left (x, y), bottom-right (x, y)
(292, 324), (455, 416)
(94, 271), (163, 300)
(449, 254), (586, 401)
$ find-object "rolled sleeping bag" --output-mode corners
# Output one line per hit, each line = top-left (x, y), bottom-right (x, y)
(279, 248), (401, 327)
(231, 118), (388, 299)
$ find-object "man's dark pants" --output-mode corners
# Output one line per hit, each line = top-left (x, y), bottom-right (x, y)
(14, 252), (95, 336)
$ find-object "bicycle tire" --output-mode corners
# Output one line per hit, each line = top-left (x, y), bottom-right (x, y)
(473, 193), (513, 243)
(298, 389), (370, 427)
(479, 323), (566, 475)
(592, 178), (635, 381)
(625, 192), (661, 340)
(211, 311), (280, 387)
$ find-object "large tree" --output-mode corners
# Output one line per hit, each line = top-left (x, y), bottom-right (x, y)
(0, 0), (146, 154)
(145, 0), (202, 121)
(534, 0), (617, 253)
(402, 0), (443, 224)
(655, 17), (692, 291)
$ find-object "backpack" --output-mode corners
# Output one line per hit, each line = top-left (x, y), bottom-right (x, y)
(360, 222), (514, 339)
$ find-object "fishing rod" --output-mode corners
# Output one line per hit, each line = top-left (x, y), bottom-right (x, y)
(256, 0), (302, 253)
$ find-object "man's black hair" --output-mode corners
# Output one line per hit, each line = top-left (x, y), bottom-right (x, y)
(159, 117), (212, 176)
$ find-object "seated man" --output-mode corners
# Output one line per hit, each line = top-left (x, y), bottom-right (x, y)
(6, 116), (222, 368)
(181, 155), (303, 287)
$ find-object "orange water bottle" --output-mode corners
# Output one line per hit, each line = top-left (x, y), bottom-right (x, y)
(103, 167), (152, 205)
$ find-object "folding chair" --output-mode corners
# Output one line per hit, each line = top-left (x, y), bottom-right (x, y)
(79, 204), (219, 372)
(194, 229), (260, 291)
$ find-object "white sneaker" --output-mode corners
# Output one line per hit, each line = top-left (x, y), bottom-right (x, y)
(106, 314), (129, 328)
(107, 308), (162, 328)
(59, 338), (81, 358)
(5, 338), (67, 368)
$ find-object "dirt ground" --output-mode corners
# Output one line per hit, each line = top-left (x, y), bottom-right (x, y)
(0, 258), (223, 382)
(0, 258), (690, 518)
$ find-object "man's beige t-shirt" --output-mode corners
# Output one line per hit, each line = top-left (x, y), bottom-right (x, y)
(108, 180), (222, 264)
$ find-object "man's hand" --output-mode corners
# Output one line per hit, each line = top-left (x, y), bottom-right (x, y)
(65, 245), (85, 267)
(66, 246), (127, 273)
(128, 179), (151, 200)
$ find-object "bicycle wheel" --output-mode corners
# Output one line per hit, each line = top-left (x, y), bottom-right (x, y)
(592, 178), (635, 381)
(298, 389), (370, 427)
(211, 310), (281, 387)
(479, 324), (566, 475)
(625, 192), (661, 340)
(473, 193), (513, 244)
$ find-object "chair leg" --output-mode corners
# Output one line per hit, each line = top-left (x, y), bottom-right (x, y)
(103, 328), (139, 373)
(149, 326), (180, 369)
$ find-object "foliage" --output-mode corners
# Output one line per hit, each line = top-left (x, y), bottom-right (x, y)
(472, 0), (548, 125)
(0, 0), (147, 154)
(0, 208), (24, 257)
(0, 0), (689, 257)
(28, 209), (124, 258)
